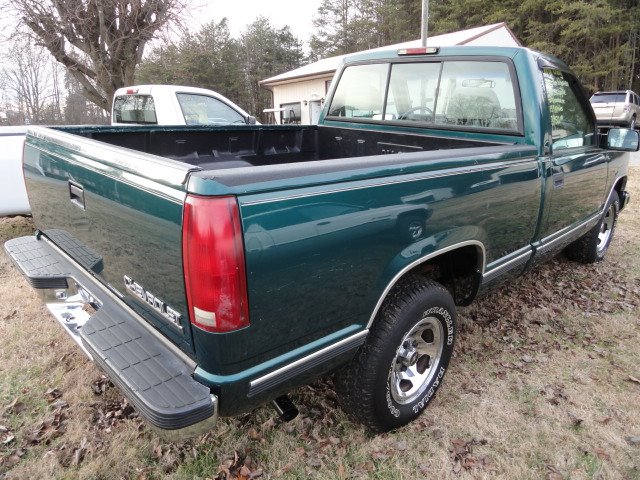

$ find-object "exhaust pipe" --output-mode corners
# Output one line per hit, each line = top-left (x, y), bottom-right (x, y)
(272, 395), (298, 422)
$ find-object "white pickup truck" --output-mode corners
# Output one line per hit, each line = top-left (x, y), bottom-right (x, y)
(1, 86), (256, 216)
(111, 85), (258, 126)
(0, 127), (30, 216)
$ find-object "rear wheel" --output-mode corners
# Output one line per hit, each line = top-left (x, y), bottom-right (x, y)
(565, 193), (619, 263)
(335, 276), (456, 432)
(631, 115), (637, 130)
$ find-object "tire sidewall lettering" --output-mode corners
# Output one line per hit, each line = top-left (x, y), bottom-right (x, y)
(385, 384), (401, 418)
(422, 306), (454, 346)
(412, 366), (446, 414)
(384, 303), (454, 417)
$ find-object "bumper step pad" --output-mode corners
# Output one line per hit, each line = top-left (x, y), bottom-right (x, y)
(5, 235), (71, 289)
(82, 309), (214, 431)
(5, 235), (216, 433)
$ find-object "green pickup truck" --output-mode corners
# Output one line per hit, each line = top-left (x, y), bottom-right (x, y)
(5, 46), (639, 436)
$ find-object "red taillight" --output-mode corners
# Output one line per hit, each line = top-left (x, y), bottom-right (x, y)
(182, 195), (249, 333)
(126, 88), (138, 94)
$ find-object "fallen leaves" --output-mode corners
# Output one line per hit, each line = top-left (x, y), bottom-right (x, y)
(152, 442), (195, 473)
(90, 398), (138, 433)
(593, 447), (610, 461)
(567, 412), (584, 428)
(1, 448), (26, 469)
(627, 375), (640, 386)
(56, 437), (90, 467)
(4, 397), (26, 415)
(92, 375), (112, 395)
(44, 388), (62, 403)
(627, 436), (640, 446)
(449, 438), (493, 472)
(0, 389), (75, 471)
(26, 405), (67, 445)
(540, 384), (568, 405)
(545, 465), (563, 480)
(216, 451), (263, 480)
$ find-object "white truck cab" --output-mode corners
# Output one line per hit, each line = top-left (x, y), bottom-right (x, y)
(111, 85), (258, 126)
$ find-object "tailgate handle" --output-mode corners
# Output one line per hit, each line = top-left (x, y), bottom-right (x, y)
(68, 181), (85, 209)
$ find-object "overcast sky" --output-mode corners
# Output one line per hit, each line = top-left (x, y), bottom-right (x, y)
(190, 0), (323, 44)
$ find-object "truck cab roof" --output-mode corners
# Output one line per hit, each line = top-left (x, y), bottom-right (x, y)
(340, 45), (571, 73)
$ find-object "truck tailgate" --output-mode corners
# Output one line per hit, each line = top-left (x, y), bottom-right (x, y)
(23, 126), (198, 355)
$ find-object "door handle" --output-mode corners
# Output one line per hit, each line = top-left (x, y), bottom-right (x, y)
(552, 172), (564, 189)
(68, 181), (85, 209)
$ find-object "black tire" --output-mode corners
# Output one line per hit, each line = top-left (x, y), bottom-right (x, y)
(630, 115), (636, 130)
(335, 276), (456, 432)
(565, 193), (619, 264)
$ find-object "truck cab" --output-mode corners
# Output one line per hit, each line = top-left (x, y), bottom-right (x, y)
(111, 85), (258, 126)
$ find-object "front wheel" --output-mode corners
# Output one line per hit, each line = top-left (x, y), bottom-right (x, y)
(565, 193), (619, 263)
(335, 277), (456, 432)
(631, 115), (637, 130)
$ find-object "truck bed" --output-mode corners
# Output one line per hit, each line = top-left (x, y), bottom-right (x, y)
(66, 124), (504, 171)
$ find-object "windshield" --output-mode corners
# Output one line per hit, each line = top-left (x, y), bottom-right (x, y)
(176, 93), (246, 125)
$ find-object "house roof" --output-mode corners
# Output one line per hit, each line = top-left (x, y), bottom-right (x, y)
(261, 22), (520, 87)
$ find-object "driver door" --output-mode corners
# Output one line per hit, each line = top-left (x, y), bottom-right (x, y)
(539, 69), (608, 239)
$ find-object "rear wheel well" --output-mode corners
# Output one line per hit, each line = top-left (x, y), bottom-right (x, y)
(401, 245), (483, 306)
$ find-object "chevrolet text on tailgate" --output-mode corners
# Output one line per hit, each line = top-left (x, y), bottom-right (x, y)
(5, 46), (639, 436)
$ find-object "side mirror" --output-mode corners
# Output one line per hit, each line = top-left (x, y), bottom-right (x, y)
(607, 128), (639, 151)
(247, 115), (257, 125)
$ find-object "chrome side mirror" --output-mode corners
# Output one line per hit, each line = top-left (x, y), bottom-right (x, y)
(607, 128), (639, 151)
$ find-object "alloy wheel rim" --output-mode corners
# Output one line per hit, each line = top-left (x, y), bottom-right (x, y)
(597, 204), (615, 254)
(390, 316), (444, 404)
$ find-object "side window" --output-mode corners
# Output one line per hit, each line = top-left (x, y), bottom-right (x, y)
(384, 62), (440, 122)
(280, 102), (301, 124)
(327, 63), (389, 119)
(176, 93), (246, 125)
(434, 61), (518, 131)
(542, 69), (594, 151)
(113, 95), (157, 124)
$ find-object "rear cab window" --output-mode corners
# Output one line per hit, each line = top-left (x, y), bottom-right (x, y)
(327, 64), (389, 119)
(113, 95), (158, 124)
(327, 58), (521, 133)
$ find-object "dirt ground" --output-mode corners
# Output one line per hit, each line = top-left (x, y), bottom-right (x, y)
(1, 169), (639, 480)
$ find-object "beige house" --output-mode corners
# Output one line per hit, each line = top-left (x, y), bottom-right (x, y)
(260, 22), (521, 125)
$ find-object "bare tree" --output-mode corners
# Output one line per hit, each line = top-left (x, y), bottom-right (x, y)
(8, 0), (187, 112)
(1, 36), (61, 123)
